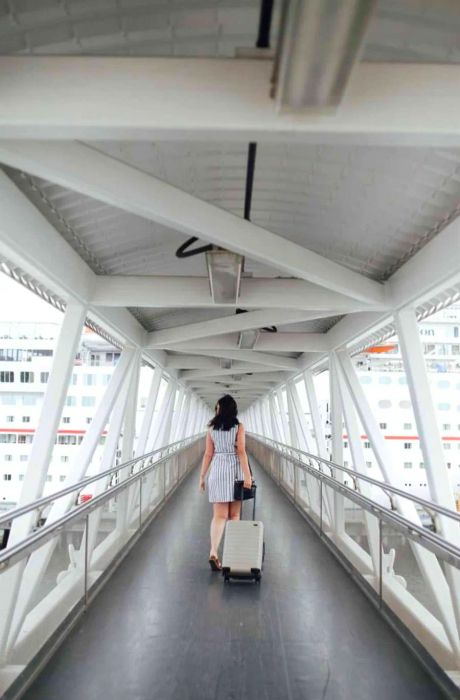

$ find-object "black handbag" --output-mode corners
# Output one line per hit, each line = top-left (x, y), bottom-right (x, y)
(233, 479), (257, 501)
(234, 460), (256, 501)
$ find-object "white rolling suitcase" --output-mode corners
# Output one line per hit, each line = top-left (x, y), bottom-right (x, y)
(221, 484), (264, 583)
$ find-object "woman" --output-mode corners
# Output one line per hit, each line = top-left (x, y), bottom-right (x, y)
(199, 394), (252, 571)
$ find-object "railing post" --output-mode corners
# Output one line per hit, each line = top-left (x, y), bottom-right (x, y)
(84, 513), (89, 609)
(139, 475), (143, 531)
(320, 479), (323, 536)
(379, 517), (383, 609)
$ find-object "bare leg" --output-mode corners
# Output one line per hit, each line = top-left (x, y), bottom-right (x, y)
(210, 502), (229, 558)
(229, 501), (242, 521)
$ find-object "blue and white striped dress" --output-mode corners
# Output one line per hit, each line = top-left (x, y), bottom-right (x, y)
(207, 425), (244, 503)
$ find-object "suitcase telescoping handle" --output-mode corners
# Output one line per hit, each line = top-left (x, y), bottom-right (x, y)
(240, 475), (256, 521)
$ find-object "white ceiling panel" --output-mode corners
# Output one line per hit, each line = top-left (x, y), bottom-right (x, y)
(1, 0), (460, 64)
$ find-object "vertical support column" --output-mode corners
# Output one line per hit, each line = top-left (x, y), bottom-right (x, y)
(259, 399), (270, 438)
(276, 388), (289, 443)
(0, 301), (87, 661)
(396, 307), (460, 633)
(246, 406), (254, 432)
(171, 387), (186, 443)
(116, 349), (141, 532)
(268, 394), (281, 442)
(184, 394), (197, 437)
(270, 393), (284, 442)
(136, 365), (162, 456)
(176, 392), (191, 441)
(162, 382), (177, 445)
(3, 347), (136, 659)
(125, 364), (162, 525)
(255, 403), (264, 435)
(331, 353), (379, 573)
(288, 380), (316, 452)
(336, 349), (460, 652)
(85, 367), (133, 563)
(395, 308), (456, 511)
(304, 371), (328, 459)
(330, 352), (344, 537)
(285, 384), (299, 447)
(154, 382), (175, 448)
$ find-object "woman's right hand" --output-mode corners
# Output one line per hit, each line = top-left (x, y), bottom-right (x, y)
(243, 477), (252, 489)
(199, 478), (206, 492)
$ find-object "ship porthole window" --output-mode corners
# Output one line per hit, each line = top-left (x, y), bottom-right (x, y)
(378, 400), (391, 409)
(438, 403), (450, 411)
(399, 400), (411, 409)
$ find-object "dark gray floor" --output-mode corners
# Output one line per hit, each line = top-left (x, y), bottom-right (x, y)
(24, 462), (442, 700)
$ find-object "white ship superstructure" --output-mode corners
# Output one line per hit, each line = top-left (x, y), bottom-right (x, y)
(346, 305), (460, 500)
(0, 322), (126, 505)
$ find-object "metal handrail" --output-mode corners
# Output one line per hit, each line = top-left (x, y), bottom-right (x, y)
(0, 434), (205, 570)
(0, 432), (205, 529)
(247, 434), (460, 569)
(249, 433), (460, 524)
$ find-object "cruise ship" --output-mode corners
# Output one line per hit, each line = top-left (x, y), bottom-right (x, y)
(345, 304), (460, 501)
(0, 321), (159, 507)
(1, 307), (459, 508)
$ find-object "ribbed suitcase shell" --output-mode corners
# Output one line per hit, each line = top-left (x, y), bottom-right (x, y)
(221, 520), (264, 579)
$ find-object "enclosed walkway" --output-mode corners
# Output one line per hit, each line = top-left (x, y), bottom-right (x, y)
(24, 461), (440, 700)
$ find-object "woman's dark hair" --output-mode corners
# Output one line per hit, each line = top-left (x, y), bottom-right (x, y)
(208, 394), (239, 431)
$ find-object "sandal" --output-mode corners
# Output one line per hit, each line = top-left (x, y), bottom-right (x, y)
(209, 555), (222, 572)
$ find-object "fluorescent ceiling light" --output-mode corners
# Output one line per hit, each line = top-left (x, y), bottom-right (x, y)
(238, 329), (260, 349)
(206, 250), (243, 304)
(276, 0), (375, 109)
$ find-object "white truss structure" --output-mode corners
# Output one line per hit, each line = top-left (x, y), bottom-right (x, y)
(1, 2), (460, 693)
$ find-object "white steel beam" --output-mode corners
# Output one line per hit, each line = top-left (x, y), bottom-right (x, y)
(171, 387), (186, 443)
(161, 383), (176, 446)
(171, 349), (299, 372)
(301, 212), (460, 374)
(269, 394), (283, 442)
(395, 304), (460, 636)
(336, 349), (460, 653)
(166, 356), (222, 370)
(254, 333), (330, 353)
(286, 382), (306, 450)
(116, 350), (142, 531)
(90, 276), (380, 312)
(147, 311), (326, 347)
(85, 363), (133, 566)
(395, 309), (457, 513)
(2, 59), (460, 146)
(136, 366), (163, 455)
(329, 353), (344, 535)
(156, 333), (330, 353)
(4, 347), (136, 658)
(161, 335), (240, 352)
(0, 301), (87, 659)
(389, 215), (460, 310)
(0, 169), (171, 364)
(276, 388), (290, 444)
(331, 353), (379, 573)
(174, 392), (191, 442)
(0, 140), (384, 304)
(181, 367), (291, 381)
(303, 371), (328, 459)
